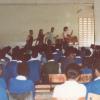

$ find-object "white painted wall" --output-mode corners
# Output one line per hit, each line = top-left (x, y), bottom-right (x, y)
(0, 4), (93, 47)
(94, 0), (100, 45)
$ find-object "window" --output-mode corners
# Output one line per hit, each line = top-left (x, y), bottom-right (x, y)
(79, 17), (94, 47)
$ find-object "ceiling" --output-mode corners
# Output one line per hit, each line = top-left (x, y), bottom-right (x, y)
(0, 0), (94, 5)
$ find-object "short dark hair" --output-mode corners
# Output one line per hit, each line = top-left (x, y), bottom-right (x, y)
(65, 63), (80, 79)
(51, 27), (54, 30)
(17, 62), (29, 76)
(63, 26), (68, 31)
(29, 30), (33, 34)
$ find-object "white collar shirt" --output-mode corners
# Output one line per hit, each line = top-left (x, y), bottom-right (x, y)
(94, 76), (100, 81)
(52, 80), (86, 100)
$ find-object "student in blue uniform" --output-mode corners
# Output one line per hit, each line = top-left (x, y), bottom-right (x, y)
(85, 63), (100, 94)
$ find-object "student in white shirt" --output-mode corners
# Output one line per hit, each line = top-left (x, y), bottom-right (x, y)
(52, 63), (87, 100)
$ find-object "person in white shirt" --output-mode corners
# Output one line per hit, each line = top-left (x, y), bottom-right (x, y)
(52, 63), (87, 100)
(63, 26), (73, 40)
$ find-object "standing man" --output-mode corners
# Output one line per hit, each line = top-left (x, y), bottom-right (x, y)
(25, 30), (33, 49)
(45, 27), (55, 45)
(62, 26), (73, 50)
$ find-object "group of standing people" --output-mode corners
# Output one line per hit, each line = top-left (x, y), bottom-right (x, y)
(25, 26), (78, 50)
(25, 27), (55, 49)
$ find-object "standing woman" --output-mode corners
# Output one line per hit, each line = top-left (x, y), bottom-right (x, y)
(36, 29), (44, 45)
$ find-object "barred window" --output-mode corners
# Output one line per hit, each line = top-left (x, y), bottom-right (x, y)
(79, 17), (94, 47)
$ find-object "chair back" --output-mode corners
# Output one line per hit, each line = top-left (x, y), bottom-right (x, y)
(9, 78), (34, 100)
(8, 92), (33, 100)
(0, 88), (8, 100)
(0, 78), (7, 89)
(49, 74), (66, 83)
(80, 74), (92, 83)
(27, 60), (41, 83)
(5, 61), (18, 82)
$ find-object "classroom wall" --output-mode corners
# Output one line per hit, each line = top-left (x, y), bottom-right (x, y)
(94, 0), (100, 45)
(0, 3), (93, 47)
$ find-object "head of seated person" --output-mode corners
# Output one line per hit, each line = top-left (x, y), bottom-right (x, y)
(65, 47), (76, 59)
(65, 63), (81, 80)
(32, 47), (38, 58)
(18, 52), (30, 62)
(17, 61), (29, 80)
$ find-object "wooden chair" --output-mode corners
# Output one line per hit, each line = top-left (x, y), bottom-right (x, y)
(49, 74), (66, 83)
(79, 74), (92, 83)
(87, 93), (100, 100)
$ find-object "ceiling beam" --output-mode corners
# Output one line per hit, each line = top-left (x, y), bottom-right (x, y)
(0, 0), (94, 5)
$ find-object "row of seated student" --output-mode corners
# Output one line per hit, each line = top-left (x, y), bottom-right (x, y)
(0, 63), (100, 100)
(1, 62), (99, 100)
(0, 45), (96, 83)
(0, 50), (99, 99)
(0, 47), (99, 86)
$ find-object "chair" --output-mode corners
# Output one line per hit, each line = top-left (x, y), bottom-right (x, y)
(52, 51), (62, 62)
(80, 68), (93, 83)
(9, 78), (35, 100)
(27, 60), (41, 83)
(0, 88), (8, 100)
(88, 93), (100, 100)
(49, 74), (66, 83)
(0, 78), (7, 89)
(75, 56), (82, 66)
(5, 61), (18, 82)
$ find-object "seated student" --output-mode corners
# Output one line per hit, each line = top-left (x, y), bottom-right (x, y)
(80, 66), (93, 83)
(42, 53), (59, 83)
(52, 63), (87, 100)
(75, 55), (82, 66)
(27, 49), (41, 83)
(9, 58), (34, 100)
(61, 49), (76, 73)
(85, 63), (100, 94)
(52, 48), (63, 63)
